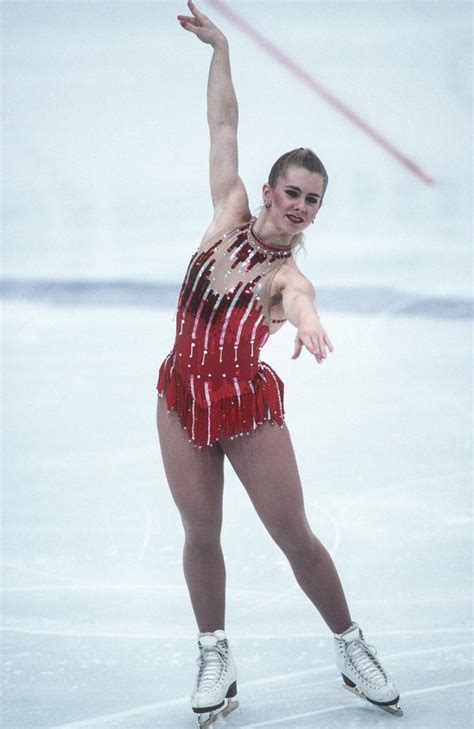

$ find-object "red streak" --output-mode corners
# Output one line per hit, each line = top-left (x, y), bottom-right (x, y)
(206, 0), (435, 186)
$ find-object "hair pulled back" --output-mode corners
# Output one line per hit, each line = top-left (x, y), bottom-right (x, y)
(267, 147), (328, 255)
(268, 147), (328, 196)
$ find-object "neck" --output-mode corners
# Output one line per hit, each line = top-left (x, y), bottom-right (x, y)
(251, 210), (294, 248)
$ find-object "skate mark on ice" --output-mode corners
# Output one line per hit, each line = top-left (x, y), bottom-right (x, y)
(2, 624), (472, 640)
(349, 595), (473, 606)
(336, 470), (471, 530)
(238, 642), (474, 688)
(239, 679), (474, 727)
(44, 653), (473, 728)
(451, 653), (474, 665)
(47, 695), (189, 729)
(239, 702), (356, 726)
(401, 678), (474, 697)
(2, 560), (80, 585)
(1, 583), (280, 597)
(46, 667), (346, 729)
(137, 510), (153, 561)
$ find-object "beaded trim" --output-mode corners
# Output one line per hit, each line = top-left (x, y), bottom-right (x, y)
(248, 219), (293, 259)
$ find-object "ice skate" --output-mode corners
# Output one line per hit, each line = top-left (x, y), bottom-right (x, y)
(334, 622), (403, 716)
(191, 629), (239, 728)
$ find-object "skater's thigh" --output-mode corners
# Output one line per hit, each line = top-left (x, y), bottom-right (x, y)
(218, 422), (312, 544)
(156, 397), (225, 532)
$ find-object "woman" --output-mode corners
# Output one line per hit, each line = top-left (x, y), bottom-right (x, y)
(156, 2), (402, 726)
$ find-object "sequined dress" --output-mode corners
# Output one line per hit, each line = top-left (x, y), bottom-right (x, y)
(156, 217), (292, 448)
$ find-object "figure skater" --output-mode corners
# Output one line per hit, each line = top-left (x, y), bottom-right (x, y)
(156, 2), (402, 725)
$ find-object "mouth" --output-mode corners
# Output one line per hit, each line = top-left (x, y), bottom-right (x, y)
(287, 214), (304, 224)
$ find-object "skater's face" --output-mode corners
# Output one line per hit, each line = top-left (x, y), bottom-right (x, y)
(262, 166), (324, 233)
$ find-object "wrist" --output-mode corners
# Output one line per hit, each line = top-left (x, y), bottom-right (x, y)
(211, 34), (228, 50)
(299, 312), (321, 328)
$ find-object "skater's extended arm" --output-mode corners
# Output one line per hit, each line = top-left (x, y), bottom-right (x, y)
(280, 270), (334, 364)
(177, 1), (249, 220)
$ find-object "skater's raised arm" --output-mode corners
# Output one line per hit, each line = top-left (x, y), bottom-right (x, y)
(177, 1), (250, 226)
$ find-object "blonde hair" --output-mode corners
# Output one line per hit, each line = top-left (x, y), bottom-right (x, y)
(268, 147), (328, 196)
(267, 147), (327, 255)
(290, 231), (306, 256)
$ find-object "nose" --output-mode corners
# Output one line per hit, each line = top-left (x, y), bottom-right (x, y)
(293, 198), (306, 214)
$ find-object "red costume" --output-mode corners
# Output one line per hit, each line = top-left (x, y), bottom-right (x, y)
(156, 217), (292, 448)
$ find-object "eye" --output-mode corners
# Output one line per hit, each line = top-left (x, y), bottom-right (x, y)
(307, 197), (319, 205)
(285, 189), (297, 197)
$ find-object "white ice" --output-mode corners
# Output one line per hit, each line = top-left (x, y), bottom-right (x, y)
(2, 1), (472, 728)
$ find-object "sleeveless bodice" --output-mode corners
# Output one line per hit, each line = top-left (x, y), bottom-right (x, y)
(157, 218), (292, 448)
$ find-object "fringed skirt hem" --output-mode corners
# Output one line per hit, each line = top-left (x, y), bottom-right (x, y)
(156, 356), (285, 449)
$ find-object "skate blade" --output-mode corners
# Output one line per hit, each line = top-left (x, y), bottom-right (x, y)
(197, 698), (239, 728)
(342, 682), (403, 717)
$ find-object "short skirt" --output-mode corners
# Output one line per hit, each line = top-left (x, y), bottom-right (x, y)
(156, 354), (285, 449)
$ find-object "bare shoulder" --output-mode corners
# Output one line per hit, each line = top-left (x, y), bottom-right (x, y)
(197, 203), (252, 252)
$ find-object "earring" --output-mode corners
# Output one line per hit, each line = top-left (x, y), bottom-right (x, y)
(264, 201), (271, 209)
(311, 218), (315, 224)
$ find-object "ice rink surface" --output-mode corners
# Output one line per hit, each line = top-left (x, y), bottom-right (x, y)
(2, 1), (473, 727)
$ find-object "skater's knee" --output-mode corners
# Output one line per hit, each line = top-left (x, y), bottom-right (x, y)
(275, 526), (324, 562)
(183, 520), (223, 550)
(180, 507), (222, 537)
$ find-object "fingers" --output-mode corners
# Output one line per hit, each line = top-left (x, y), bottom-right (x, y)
(312, 330), (334, 361)
(187, 0), (205, 19)
(178, 1), (211, 35)
(177, 0), (204, 27)
(293, 333), (334, 363)
(177, 15), (197, 25)
(291, 337), (302, 359)
(177, 16), (199, 32)
(292, 335), (322, 362)
(324, 333), (334, 353)
(185, 0), (208, 26)
(308, 336), (325, 362)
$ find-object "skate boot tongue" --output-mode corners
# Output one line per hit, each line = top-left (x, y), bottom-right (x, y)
(198, 630), (226, 648)
(336, 622), (361, 642)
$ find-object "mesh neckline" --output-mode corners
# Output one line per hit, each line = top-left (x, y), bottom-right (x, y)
(248, 218), (293, 258)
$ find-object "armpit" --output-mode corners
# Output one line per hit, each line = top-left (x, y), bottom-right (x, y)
(269, 291), (283, 308)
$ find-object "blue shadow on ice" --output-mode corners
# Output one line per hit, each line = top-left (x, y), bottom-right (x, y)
(1, 278), (472, 319)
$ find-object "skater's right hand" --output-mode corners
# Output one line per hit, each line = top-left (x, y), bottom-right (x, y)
(177, 1), (227, 47)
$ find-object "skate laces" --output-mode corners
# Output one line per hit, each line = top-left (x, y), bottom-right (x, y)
(346, 632), (388, 687)
(195, 641), (228, 692)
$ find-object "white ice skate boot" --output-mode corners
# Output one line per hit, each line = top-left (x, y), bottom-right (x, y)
(191, 629), (239, 728)
(334, 622), (403, 716)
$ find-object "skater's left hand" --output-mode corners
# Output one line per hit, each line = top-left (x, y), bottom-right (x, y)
(177, 0), (226, 47)
(292, 316), (334, 364)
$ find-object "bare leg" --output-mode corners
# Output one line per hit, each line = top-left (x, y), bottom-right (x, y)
(156, 396), (226, 633)
(219, 422), (353, 634)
